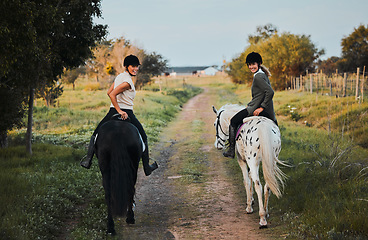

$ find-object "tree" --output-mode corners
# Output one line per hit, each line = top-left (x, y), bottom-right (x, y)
(248, 23), (278, 44)
(0, 0), (107, 152)
(0, 85), (25, 148)
(317, 56), (341, 76)
(85, 38), (168, 89)
(61, 66), (86, 90)
(136, 52), (168, 89)
(227, 27), (323, 90)
(85, 38), (145, 85)
(36, 82), (64, 107)
(340, 24), (368, 72)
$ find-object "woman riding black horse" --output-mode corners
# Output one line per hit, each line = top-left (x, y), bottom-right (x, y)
(80, 54), (158, 176)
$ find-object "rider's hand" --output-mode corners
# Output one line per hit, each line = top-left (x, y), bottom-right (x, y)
(119, 111), (128, 120)
(253, 107), (264, 116)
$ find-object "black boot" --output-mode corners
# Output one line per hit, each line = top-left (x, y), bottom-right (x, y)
(80, 134), (96, 169)
(223, 125), (236, 158)
(142, 141), (158, 176)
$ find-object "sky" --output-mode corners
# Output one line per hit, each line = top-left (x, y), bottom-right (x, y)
(94, 0), (367, 67)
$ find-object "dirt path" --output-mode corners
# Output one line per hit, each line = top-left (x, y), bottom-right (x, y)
(117, 87), (276, 239)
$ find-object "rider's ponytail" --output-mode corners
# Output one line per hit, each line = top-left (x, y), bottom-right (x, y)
(260, 65), (271, 77)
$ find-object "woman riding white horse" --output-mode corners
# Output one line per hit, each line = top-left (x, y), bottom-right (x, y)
(223, 52), (277, 158)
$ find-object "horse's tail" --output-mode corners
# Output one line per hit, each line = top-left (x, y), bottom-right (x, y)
(259, 122), (286, 199)
(110, 144), (137, 217)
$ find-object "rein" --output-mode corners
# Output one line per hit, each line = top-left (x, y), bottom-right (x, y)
(215, 110), (228, 148)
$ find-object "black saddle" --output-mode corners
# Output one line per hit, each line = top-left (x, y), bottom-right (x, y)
(111, 113), (131, 122)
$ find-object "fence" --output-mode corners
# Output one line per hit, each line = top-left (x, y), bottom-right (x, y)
(290, 67), (367, 102)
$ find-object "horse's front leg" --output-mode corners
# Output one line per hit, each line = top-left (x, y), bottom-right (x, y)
(237, 157), (254, 214)
(126, 200), (135, 224)
(248, 160), (267, 228)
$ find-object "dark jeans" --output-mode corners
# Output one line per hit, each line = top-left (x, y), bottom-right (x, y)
(93, 108), (147, 142)
(230, 108), (277, 128)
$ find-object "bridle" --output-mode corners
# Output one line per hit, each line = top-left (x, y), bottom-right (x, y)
(215, 110), (228, 148)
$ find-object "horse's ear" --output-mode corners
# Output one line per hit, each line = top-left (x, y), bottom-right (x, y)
(212, 105), (217, 114)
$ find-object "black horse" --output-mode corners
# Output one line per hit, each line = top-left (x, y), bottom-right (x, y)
(95, 119), (143, 235)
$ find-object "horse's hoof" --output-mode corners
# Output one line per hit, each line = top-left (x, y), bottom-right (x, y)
(246, 207), (253, 214)
(107, 229), (116, 236)
(126, 217), (135, 224)
(259, 225), (268, 229)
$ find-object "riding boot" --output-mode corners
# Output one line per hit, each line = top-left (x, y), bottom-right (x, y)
(142, 141), (158, 176)
(223, 125), (236, 158)
(80, 134), (96, 169)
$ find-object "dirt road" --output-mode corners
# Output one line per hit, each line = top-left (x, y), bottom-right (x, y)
(117, 87), (277, 239)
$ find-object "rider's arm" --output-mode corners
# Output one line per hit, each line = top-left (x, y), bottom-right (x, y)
(107, 82), (114, 95)
(108, 82), (131, 119)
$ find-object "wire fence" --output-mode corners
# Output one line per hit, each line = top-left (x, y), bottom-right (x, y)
(290, 67), (367, 102)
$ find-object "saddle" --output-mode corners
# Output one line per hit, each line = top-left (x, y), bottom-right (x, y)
(111, 113), (131, 122)
(95, 113), (145, 152)
(236, 116), (277, 139)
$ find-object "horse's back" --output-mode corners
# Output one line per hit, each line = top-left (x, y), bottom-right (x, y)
(95, 120), (143, 162)
(237, 116), (281, 159)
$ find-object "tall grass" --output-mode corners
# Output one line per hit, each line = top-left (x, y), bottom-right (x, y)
(273, 123), (368, 239)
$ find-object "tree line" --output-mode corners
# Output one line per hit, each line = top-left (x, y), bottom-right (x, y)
(64, 37), (168, 91)
(226, 24), (368, 91)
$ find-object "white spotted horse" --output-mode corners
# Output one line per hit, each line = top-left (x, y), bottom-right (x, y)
(213, 104), (287, 228)
(95, 115), (145, 235)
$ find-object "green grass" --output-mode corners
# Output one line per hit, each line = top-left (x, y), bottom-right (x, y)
(0, 144), (102, 240)
(272, 123), (368, 239)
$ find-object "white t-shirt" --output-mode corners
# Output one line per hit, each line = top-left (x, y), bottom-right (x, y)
(110, 71), (136, 110)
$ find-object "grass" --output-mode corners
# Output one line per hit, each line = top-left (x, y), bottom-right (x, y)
(272, 123), (368, 239)
(0, 144), (102, 240)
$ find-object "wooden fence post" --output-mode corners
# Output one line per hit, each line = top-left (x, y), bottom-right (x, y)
(310, 74), (313, 93)
(356, 68), (360, 100)
(361, 66), (366, 102)
(330, 78), (332, 96)
(343, 73), (347, 97)
(300, 74), (303, 91)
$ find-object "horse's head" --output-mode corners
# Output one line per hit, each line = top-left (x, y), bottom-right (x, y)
(212, 104), (246, 150)
(212, 105), (229, 150)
